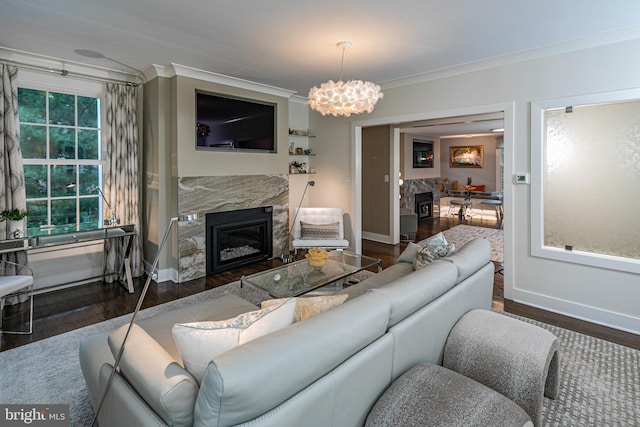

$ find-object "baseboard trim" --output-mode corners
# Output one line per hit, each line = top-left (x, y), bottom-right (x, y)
(362, 231), (393, 244)
(513, 288), (640, 335)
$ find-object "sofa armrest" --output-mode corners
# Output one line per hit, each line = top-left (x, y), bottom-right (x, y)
(443, 310), (560, 427)
(108, 323), (199, 427)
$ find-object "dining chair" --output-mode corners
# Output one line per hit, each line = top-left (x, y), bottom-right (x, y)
(0, 259), (34, 335)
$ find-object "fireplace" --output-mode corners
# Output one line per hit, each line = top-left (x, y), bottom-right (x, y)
(415, 192), (433, 221)
(206, 207), (273, 274)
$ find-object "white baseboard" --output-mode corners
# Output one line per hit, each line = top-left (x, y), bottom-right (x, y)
(513, 288), (640, 335)
(362, 231), (393, 244)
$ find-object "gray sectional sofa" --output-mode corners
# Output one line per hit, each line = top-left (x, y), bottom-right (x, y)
(79, 237), (494, 427)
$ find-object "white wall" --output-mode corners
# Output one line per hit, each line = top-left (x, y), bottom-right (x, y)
(310, 37), (640, 334)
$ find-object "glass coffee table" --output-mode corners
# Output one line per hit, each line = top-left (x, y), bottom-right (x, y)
(241, 250), (381, 298)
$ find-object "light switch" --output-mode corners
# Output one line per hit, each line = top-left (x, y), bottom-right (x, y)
(384, 174), (390, 183)
(514, 173), (530, 184)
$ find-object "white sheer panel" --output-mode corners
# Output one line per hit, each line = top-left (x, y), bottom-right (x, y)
(543, 100), (640, 260)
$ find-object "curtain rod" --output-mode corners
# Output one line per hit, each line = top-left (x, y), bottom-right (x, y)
(0, 58), (142, 87)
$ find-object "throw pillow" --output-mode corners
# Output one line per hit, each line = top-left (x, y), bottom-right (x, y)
(300, 221), (340, 240)
(397, 232), (449, 264)
(172, 298), (296, 383)
(413, 243), (456, 270)
(261, 295), (348, 322)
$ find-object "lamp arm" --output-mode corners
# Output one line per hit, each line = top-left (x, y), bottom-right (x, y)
(96, 187), (118, 221)
(288, 183), (311, 238)
(91, 216), (179, 426)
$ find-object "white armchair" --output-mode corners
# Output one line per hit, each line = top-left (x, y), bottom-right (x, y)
(291, 207), (349, 254)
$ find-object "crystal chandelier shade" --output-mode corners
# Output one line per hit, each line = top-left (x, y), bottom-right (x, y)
(308, 41), (383, 117)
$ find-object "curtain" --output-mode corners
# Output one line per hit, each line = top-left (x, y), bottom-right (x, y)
(0, 64), (28, 305)
(104, 83), (143, 282)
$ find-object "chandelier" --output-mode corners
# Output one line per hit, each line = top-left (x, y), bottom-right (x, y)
(308, 41), (383, 117)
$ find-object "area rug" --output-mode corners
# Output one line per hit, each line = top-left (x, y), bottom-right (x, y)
(1, 279), (638, 426)
(442, 224), (503, 263)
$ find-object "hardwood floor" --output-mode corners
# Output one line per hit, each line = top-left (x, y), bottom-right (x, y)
(1, 213), (638, 352)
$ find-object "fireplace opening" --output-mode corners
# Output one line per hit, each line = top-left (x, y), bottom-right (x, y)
(415, 192), (433, 221)
(206, 207), (273, 275)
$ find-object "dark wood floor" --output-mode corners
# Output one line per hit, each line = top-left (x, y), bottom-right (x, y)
(2, 214), (638, 352)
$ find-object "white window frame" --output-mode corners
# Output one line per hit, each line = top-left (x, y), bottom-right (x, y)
(18, 70), (107, 229)
(531, 88), (640, 275)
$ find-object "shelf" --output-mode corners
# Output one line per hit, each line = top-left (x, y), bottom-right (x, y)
(289, 172), (316, 175)
(289, 153), (316, 156)
(289, 134), (316, 138)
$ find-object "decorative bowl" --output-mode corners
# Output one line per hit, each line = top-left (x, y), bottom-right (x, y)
(306, 247), (328, 269)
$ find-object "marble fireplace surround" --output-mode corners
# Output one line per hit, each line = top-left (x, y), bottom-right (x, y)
(177, 175), (289, 282)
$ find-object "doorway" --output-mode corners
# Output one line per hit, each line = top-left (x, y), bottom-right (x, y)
(353, 103), (513, 298)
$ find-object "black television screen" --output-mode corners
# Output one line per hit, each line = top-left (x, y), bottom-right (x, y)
(195, 90), (276, 152)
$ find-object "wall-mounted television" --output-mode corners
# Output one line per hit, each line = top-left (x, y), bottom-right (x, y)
(195, 90), (277, 153)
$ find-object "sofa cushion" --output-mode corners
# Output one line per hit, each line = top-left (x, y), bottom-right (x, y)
(172, 298), (296, 383)
(194, 290), (392, 427)
(138, 294), (259, 361)
(107, 323), (199, 427)
(370, 260), (459, 327)
(441, 237), (491, 284)
(261, 295), (348, 322)
(300, 221), (340, 240)
(337, 262), (415, 301)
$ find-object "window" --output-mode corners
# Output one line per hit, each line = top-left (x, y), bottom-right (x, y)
(18, 88), (103, 235)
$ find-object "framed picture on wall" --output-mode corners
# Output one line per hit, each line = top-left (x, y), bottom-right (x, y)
(413, 139), (434, 168)
(450, 145), (484, 168)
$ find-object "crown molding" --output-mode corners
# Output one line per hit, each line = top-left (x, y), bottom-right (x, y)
(381, 26), (640, 90)
(289, 95), (309, 105)
(149, 63), (296, 98)
(0, 46), (140, 84)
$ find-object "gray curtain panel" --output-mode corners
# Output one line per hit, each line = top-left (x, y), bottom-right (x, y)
(0, 64), (28, 304)
(104, 83), (143, 281)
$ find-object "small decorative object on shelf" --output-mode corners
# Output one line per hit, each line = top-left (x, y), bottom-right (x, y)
(296, 147), (304, 155)
(289, 142), (295, 154)
(304, 148), (312, 155)
(289, 128), (311, 136)
(306, 247), (328, 269)
(289, 161), (307, 174)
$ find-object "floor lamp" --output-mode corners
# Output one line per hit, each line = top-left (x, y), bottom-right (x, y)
(281, 180), (315, 263)
(91, 213), (198, 426)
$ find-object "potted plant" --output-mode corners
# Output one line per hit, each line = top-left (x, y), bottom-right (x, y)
(1, 208), (28, 238)
(0, 208), (28, 221)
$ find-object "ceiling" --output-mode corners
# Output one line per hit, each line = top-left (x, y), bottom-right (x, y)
(2, 0), (640, 101)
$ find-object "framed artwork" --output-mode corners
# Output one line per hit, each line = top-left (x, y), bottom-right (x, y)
(450, 145), (484, 168)
(412, 139), (434, 168)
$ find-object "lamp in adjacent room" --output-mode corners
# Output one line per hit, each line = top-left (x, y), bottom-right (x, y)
(282, 180), (315, 263)
(308, 41), (383, 117)
(91, 213), (199, 426)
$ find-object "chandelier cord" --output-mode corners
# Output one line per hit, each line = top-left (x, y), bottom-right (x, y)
(339, 46), (346, 82)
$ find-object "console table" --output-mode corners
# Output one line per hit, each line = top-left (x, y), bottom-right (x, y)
(0, 224), (137, 293)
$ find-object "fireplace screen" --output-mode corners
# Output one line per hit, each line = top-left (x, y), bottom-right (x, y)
(206, 207), (273, 274)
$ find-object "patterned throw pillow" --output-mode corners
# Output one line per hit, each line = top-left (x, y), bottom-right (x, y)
(300, 221), (340, 240)
(413, 241), (456, 270)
